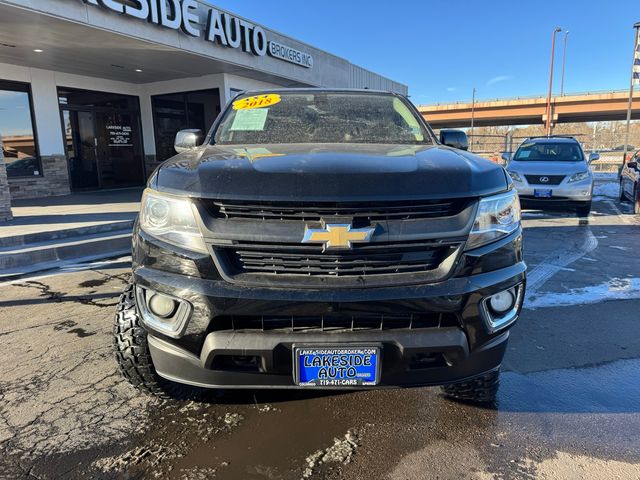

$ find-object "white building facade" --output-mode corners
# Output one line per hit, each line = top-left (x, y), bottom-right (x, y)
(0, 0), (407, 220)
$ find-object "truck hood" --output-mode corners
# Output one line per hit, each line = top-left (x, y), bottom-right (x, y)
(155, 143), (508, 201)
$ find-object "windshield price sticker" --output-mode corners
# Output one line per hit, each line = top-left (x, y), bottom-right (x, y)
(296, 347), (379, 387)
(230, 109), (269, 131)
(233, 94), (281, 110)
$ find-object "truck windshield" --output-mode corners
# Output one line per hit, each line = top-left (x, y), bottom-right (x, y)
(213, 92), (432, 145)
(513, 141), (584, 162)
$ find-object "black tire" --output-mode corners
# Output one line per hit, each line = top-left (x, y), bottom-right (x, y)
(441, 369), (500, 405)
(113, 283), (203, 400)
(576, 201), (591, 217)
(634, 186), (640, 215)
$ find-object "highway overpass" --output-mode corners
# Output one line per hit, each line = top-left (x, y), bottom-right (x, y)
(419, 90), (640, 129)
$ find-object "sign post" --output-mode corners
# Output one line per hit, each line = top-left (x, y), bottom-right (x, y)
(622, 22), (640, 168)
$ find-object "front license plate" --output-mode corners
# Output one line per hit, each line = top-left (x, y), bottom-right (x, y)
(534, 189), (553, 198)
(294, 346), (380, 387)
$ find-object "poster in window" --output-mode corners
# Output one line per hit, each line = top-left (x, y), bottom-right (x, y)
(107, 124), (132, 147)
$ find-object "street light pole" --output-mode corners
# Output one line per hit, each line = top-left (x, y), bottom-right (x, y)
(470, 87), (476, 150)
(622, 22), (640, 167)
(545, 27), (562, 137)
(560, 31), (569, 96)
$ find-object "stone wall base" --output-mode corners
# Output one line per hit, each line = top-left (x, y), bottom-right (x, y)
(0, 162), (12, 222)
(9, 155), (71, 200)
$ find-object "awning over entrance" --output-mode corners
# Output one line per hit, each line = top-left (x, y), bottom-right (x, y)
(0, 1), (312, 87)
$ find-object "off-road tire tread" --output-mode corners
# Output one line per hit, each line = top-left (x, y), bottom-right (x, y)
(441, 370), (500, 404)
(113, 283), (199, 400)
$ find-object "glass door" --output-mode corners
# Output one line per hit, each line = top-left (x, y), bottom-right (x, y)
(63, 109), (99, 190)
(94, 110), (144, 188)
(59, 87), (145, 190)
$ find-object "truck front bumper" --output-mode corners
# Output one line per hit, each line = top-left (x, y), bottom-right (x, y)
(147, 327), (509, 389)
(132, 227), (525, 389)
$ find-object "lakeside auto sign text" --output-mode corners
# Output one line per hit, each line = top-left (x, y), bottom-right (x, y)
(82, 0), (314, 68)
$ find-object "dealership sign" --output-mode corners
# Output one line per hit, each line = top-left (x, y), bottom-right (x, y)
(81, 0), (313, 68)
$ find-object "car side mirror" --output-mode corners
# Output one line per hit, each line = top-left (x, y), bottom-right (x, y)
(588, 153), (600, 163)
(175, 129), (204, 154)
(628, 160), (638, 170)
(440, 130), (469, 151)
(501, 152), (511, 162)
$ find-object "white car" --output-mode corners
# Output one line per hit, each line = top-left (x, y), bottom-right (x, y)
(504, 136), (597, 216)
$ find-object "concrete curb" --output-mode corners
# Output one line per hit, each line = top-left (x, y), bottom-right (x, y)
(0, 230), (133, 278)
(0, 220), (135, 249)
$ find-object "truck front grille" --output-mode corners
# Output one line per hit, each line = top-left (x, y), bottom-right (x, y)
(204, 198), (469, 221)
(211, 313), (459, 333)
(524, 174), (565, 185)
(218, 239), (458, 278)
(200, 197), (474, 288)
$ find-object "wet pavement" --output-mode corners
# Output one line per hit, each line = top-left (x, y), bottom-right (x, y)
(1, 179), (640, 479)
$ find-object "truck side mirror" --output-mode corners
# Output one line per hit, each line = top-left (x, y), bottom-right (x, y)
(440, 130), (469, 151)
(175, 129), (204, 154)
(628, 161), (638, 170)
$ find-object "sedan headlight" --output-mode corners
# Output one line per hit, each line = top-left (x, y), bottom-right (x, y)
(567, 171), (590, 183)
(139, 189), (207, 253)
(466, 190), (521, 250)
(508, 171), (523, 183)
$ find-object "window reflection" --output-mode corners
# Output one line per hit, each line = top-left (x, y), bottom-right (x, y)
(0, 81), (41, 177)
(151, 89), (220, 162)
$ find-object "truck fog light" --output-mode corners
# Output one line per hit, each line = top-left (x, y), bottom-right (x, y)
(488, 290), (515, 313)
(135, 287), (192, 338)
(481, 284), (523, 333)
(148, 293), (177, 318)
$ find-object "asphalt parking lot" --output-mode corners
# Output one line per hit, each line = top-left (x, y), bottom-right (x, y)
(1, 177), (639, 480)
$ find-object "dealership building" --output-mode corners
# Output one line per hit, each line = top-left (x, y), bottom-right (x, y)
(0, 0), (407, 220)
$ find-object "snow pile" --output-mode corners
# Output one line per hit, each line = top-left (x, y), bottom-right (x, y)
(593, 172), (618, 179)
(526, 277), (640, 309)
(302, 429), (360, 478)
(593, 181), (620, 198)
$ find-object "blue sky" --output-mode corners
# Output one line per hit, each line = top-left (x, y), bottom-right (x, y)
(210, 0), (639, 105)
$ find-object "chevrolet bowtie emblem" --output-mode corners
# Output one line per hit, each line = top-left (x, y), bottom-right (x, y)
(302, 224), (375, 250)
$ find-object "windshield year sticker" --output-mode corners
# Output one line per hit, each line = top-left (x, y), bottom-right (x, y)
(233, 94), (281, 110)
(230, 108), (269, 131)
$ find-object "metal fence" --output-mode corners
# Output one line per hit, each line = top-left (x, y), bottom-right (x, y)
(467, 134), (629, 172)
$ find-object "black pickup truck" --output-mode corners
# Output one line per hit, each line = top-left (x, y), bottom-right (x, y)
(114, 89), (526, 403)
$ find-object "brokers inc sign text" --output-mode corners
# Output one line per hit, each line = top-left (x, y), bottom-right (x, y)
(82, 0), (313, 68)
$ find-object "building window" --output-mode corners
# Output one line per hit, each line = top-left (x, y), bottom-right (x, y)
(151, 89), (220, 162)
(0, 80), (41, 177)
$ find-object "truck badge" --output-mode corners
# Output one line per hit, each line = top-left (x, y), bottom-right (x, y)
(302, 224), (374, 250)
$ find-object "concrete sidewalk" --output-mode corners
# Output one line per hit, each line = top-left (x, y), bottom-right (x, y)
(1, 188), (141, 239)
(0, 188), (142, 278)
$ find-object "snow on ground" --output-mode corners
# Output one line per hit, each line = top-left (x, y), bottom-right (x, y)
(525, 277), (640, 309)
(593, 172), (618, 179)
(593, 181), (620, 198)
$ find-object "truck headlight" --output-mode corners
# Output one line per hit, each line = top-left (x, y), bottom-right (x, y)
(139, 189), (207, 253)
(567, 171), (589, 183)
(466, 190), (521, 250)
(508, 171), (523, 183)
